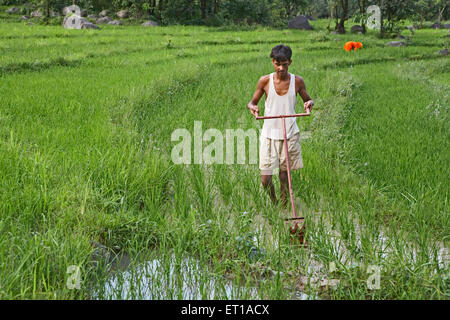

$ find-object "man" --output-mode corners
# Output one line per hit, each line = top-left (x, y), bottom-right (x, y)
(247, 44), (314, 207)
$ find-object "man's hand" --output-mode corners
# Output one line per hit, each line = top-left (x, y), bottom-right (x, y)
(304, 100), (314, 113)
(247, 102), (259, 118)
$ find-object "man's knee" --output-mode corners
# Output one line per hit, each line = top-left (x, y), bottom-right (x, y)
(261, 175), (272, 188)
(279, 171), (288, 183)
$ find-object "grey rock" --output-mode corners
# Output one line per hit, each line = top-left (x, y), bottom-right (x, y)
(430, 22), (441, 29)
(97, 16), (112, 24)
(116, 9), (129, 19)
(5, 7), (20, 14)
(287, 15), (312, 30)
(444, 23), (450, 29)
(90, 241), (114, 266)
(88, 14), (99, 19)
(142, 20), (159, 27)
(82, 22), (100, 30)
(19, 15), (30, 21)
(351, 25), (364, 33)
(30, 10), (42, 18)
(108, 20), (122, 25)
(80, 9), (87, 17)
(396, 35), (406, 39)
(438, 49), (448, 55)
(99, 9), (109, 17)
(387, 41), (406, 47)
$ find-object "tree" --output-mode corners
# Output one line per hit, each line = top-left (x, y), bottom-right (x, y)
(336, 0), (349, 33)
(356, 0), (367, 33)
(435, 0), (447, 23)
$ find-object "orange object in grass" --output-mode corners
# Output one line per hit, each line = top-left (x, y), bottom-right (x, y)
(344, 41), (363, 51)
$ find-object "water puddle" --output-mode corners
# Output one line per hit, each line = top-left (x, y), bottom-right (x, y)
(92, 251), (321, 300)
(94, 254), (259, 300)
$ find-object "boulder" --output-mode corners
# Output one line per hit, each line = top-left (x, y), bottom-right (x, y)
(386, 41), (405, 47)
(444, 23), (450, 29)
(30, 10), (42, 18)
(80, 9), (87, 17)
(351, 25), (364, 34)
(81, 22), (100, 30)
(88, 14), (99, 19)
(142, 20), (159, 27)
(99, 9), (109, 17)
(430, 22), (441, 29)
(438, 49), (448, 56)
(5, 7), (20, 14)
(116, 10), (129, 19)
(19, 15), (30, 21)
(108, 20), (122, 25)
(287, 15), (312, 30)
(97, 16), (112, 24)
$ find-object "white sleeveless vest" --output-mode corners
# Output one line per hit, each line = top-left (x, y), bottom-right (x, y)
(261, 72), (300, 140)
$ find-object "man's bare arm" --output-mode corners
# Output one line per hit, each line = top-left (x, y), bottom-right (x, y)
(247, 76), (269, 118)
(296, 76), (314, 112)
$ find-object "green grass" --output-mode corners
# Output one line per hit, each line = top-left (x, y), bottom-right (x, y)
(0, 8), (448, 299)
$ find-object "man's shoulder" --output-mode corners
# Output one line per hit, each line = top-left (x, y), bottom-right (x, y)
(258, 74), (271, 82)
(294, 74), (305, 83)
(256, 74), (271, 88)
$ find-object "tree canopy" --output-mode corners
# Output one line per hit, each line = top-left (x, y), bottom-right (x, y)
(2, 0), (448, 33)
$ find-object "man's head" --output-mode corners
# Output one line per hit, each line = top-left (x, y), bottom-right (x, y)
(270, 45), (292, 77)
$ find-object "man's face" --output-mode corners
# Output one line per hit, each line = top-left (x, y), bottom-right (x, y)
(272, 58), (291, 77)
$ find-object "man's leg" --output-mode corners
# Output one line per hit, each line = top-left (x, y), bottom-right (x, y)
(279, 171), (288, 208)
(261, 174), (277, 204)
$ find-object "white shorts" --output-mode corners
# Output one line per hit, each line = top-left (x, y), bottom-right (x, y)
(259, 132), (303, 175)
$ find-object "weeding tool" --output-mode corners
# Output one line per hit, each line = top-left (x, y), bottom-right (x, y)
(256, 111), (310, 245)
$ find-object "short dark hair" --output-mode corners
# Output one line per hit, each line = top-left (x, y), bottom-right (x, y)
(270, 45), (292, 61)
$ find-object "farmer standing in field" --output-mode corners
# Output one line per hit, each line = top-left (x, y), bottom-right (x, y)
(247, 44), (314, 208)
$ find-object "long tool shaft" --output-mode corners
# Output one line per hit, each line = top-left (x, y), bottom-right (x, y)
(256, 111), (310, 235)
(281, 117), (298, 220)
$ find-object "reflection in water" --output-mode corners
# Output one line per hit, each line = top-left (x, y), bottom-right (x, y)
(94, 253), (317, 300)
(95, 255), (258, 300)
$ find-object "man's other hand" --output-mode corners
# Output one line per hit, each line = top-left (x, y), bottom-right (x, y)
(248, 103), (259, 118)
(304, 100), (314, 113)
